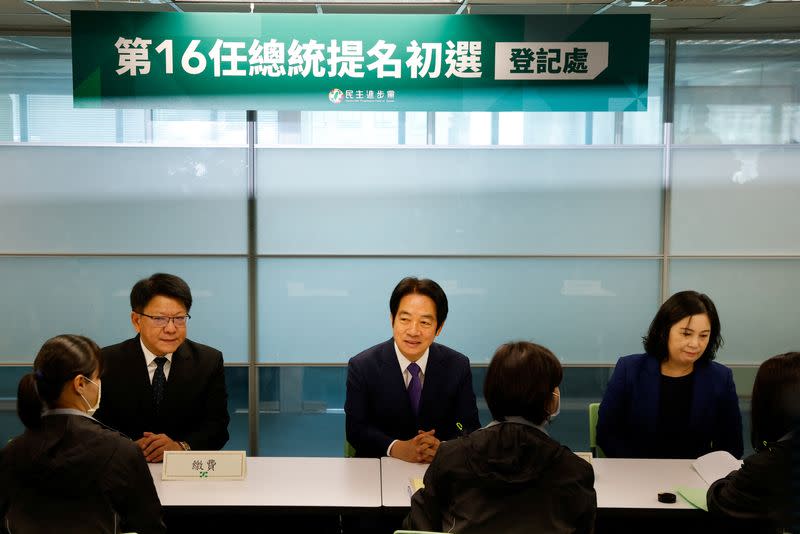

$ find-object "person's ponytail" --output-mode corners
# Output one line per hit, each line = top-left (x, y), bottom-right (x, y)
(17, 373), (44, 429)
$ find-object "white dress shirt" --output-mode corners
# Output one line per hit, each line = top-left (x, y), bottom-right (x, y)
(140, 338), (173, 383)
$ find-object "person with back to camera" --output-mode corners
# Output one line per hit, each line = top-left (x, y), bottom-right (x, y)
(597, 290), (743, 459)
(403, 341), (596, 534)
(707, 351), (800, 534)
(0, 334), (165, 534)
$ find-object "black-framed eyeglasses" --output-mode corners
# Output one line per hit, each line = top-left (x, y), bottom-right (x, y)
(137, 313), (191, 328)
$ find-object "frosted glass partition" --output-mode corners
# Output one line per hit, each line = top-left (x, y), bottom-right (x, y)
(257, 147), (663, 255)
(0, 257), (248, 363)
(0, 146), (247, 253)
(670, 259), (800, 364)
(674, 40), (800, 145)
(671, 146), (800, 254)
(258, 258), (660, 364)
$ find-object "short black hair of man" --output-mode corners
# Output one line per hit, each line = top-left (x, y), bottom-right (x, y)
(389, 277), (448, 328)
(130, 273), (193, 314)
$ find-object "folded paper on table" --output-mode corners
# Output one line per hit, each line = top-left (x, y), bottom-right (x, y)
(692, 450), (742, 486)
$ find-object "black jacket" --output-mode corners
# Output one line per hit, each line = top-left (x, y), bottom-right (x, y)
(707, 438), (800, 534)
(403, 420), (596, 534)
(95, 335), (230, 450)
(0, 413), (165, 534)
(345, 339), (480, 458)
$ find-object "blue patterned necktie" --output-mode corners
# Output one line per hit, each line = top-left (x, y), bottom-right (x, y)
(152, 357), (168, 411)
(407, 362), (422, 415)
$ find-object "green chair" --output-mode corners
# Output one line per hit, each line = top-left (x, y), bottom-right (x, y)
(344, 440), (356, 458)
(589, 402), (606, 458)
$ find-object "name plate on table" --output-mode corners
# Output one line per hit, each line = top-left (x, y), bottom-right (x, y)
(162, 450), (247, 480)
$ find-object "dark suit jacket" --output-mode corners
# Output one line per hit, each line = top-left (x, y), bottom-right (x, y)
(345, 339), (480, 458)
(404, 422), (596, 534)
(596, 353), (743, 459)
(707, 436), (799, 534)
(95, 335), (230, 451)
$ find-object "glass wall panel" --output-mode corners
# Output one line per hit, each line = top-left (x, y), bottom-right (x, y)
(0, 38), (248, 145)
(0, 146), (247, 254)
(671, 146), (800, 254)
(622, 40), (665, 145)
(302, 111), (400, 145)
(223, 366), (251, 452)
(0, 257), (248, 363)
(257, 147), (663, 255)
(435, 112), (492, 145)
(0, 367), (28, 447)
(675, 39), (800, 145)
(27, 95), (118, 143)
(670, 259), (800, 364)
(258, 258), (660, 364)
(151, 110), (247, 144)
(404, 111), (429, 145)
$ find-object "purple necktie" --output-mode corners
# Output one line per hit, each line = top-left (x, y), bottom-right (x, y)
(407, 362), (422, 416)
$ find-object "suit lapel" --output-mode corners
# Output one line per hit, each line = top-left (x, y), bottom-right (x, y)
(129, 336), (156, 414)
(418, 343), (443, 416)
(160, 342), (190, 414)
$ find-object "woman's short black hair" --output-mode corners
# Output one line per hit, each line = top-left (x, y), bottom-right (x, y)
(484, 341), (563, 425)
(17, 334), (102, 429)
(642, 290), (723, 363)
(389, 277), (448, 328)
(751, 352), (800, 451)
(130, 273), (193, 313)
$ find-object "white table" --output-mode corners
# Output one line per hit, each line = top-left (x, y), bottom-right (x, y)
(592, 458), (705, 510)
(380, 456), (429, 508)
(148, 457), (382, 509)
(380, 456), (707, 511)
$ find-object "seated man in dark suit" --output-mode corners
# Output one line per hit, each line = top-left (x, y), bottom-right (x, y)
(95, 273), (229, 462)
(345, 277), (480, 463)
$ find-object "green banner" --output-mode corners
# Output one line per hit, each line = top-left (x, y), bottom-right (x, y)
(71, 12), (650, 111)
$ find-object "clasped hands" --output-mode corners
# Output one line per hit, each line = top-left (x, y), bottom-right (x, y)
(392, 429), (440, 463)
(135, 431), (183, 463)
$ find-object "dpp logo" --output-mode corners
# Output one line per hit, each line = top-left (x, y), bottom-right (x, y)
(328, 88), (344, 104)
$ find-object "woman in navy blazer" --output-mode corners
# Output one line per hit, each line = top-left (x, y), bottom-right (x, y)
(597, 290), (743, 459)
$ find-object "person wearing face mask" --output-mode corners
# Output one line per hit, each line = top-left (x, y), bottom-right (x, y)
(0, 335), (165, 534)
(403, 341), (596, 534)
(597, 290), (744, 459)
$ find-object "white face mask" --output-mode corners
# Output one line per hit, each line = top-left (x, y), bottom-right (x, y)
(79, 376), (101, 416)
(548, 390), (561, 420)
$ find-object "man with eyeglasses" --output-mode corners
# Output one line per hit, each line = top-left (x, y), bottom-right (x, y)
(95, 273), (229, 462)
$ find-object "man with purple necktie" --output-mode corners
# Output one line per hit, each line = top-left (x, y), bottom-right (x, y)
(345, 277), (481, 463)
